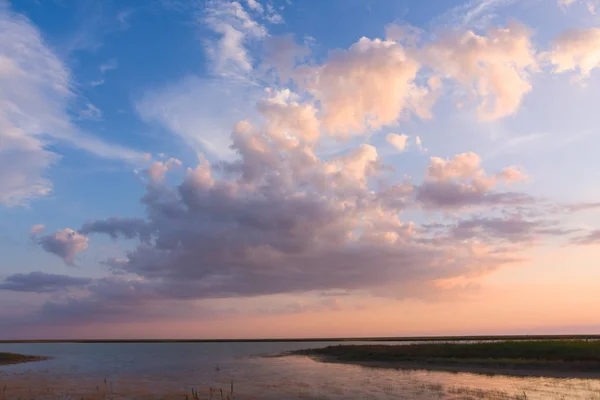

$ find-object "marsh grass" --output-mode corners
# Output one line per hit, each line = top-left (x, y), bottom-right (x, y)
(0, 353), (48, 366)
(0, 378), (237, 400)
(294, 340), (600, 372)
(0, 379), (537, 400)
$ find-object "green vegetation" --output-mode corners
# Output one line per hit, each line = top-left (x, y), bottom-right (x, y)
(0, 352), (47, 366)
(294, 340), (600, 375)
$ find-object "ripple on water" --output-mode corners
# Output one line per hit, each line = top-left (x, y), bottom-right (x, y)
(1, 342), (600, 399)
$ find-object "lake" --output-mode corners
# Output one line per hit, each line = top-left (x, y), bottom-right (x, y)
(1, 341), (600, 399)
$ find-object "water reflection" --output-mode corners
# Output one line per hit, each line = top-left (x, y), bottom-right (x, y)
(1, 342), (599, 399)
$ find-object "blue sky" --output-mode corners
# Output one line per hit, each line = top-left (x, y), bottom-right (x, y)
(2, 0), (600, 338)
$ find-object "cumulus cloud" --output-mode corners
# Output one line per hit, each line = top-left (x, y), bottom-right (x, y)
(0, 272), (91, 293)
(546, 28), (600, 78)
(36, 228), (89, 265)
(499, 166), (528, 183)
(262, 34), (310, 83)
(256, 88), (320, 142)
(30, 224), (45, 238)
(303, 37), (424, 135)
(386, 133), (409, 152)
(416, 153), (532, 209)
(422, 21), (537, 120)
(0, 5), (145, 206)
(61, 117), (531, 314)
(145, 157), (182, 182)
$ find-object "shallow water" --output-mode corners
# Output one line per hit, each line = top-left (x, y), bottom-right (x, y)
(1, 342), (600, 399)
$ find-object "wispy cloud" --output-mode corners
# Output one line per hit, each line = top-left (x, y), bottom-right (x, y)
(202, 0), (267, 80)
(0, 5), (145, 206)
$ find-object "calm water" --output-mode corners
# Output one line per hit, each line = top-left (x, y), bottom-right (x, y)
(1, 342), (600, 399)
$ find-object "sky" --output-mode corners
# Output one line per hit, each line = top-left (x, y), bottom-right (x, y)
(1, 0), (600, 340)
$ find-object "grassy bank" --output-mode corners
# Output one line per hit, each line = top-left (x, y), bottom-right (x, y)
(294, 340), (600, 377)
(0, 352), (48, 366)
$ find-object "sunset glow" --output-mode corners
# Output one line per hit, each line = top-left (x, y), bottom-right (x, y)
(1, 0), (600, 340)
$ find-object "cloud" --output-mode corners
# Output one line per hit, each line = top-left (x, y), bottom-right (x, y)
(416, 153), (532, 209)
(145, 157), (182, 182)
(422, 21), (537, 120)
(415, 136), (425, 152)
(78, 103), (103, 121)
(0, 272), (91, 293)
(499, 166), (528, 183)
(80, 217), (152, 242)
(558, 0), (599, 14)
(136, 76), (262, 159)
(435, 216), (573, 244)
(386, 133), (409, 152)
(0, 6), (145, 206)
(203, 0), (267, 79)
(302, 37), (425, 135)
(64, 114), (528, 313)
(99, 58), (118, 73)
(30, 224), (45, 237)
(244, 0), (264, 13)
(262, 34), (310, 83)
(571, 229), (600, 245)
(546, 28), (600, 78)
(437, 0), (520, 29)
(256, 88), (320, 142)
(36, 228), (89, 265)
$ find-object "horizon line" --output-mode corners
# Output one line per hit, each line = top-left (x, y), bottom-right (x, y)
(2, 334), (600, 343)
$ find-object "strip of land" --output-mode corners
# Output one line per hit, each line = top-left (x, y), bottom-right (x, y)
(0, 352), (48, 366)
(2, 334), (600, 343)
(293, 340), (600, 378)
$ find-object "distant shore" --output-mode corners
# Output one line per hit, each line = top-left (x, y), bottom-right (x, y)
(0, 352), (48, 366)
(2, 334), (600, 343)
(292, 340), (600, 379)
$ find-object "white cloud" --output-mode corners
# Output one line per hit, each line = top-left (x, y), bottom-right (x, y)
(145, 158), (182, 182)
(256, 88), (320, 142)
(422, 21), (537, 121)
(136, 76), (262, 159)
(0, 6), (145, 206)
(244, 0), (264, 13)
(386, 133), (409, 152)
(415, 136), (425, 152)
(546, 28), (600, 78)
(558, 0), (599, 14)
(262, 34), (310, 84)
(436, 0), (520, 30)
(78, 103), (103, 121)
(30, 224), (45, 237)
(304, 37), (423, 135)
(499, 166), (528, 183)
(99, 59), (117, 74)
(203, 0), (267, 79)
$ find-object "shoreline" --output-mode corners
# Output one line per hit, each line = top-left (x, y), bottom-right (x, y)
(0, 353), (49, 367)
(291, 341), (600, 379)
(2, 334), (600, 343)
(300, 353), (600, 379)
